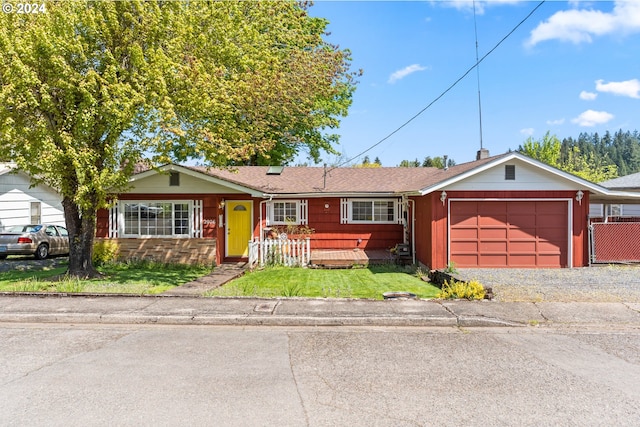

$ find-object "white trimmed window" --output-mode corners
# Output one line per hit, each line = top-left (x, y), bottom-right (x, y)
(341, 198), (402, 224)
(268, 200), (307, 225)
(589, 203), (604, 217)
(117, 201), (201, 238)
(607, 204), (622, 217)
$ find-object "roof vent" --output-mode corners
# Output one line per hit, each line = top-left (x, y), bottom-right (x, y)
(266, 166), (284, 175)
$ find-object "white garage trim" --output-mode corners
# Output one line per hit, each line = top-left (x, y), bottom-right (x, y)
(447, 198), (573, 268)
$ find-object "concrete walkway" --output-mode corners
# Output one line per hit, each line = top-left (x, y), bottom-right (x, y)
(1, 294), (639, 328)
(161, 262), (247, 296)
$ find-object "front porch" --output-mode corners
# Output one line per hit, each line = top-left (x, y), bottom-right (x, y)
(310, 249), (396, 268)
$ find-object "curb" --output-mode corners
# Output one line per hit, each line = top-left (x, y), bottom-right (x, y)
(0, 312), (525, 328)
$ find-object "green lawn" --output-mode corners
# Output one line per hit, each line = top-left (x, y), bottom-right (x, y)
(0, 261), (213, 294)
(206, 265), (441, 300)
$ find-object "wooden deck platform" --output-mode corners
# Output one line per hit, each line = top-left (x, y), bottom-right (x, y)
(310, 249), (395, 268)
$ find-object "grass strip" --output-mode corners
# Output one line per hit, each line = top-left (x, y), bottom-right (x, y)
(0, 261), (213, 295)
(206, 265), (440, 300)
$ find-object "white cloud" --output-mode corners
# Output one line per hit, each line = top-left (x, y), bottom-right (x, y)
(546, 118), (565, 126)
(579, 91), (597, 101)
(595, 79), (640, 99)
(526, 1), (640, 46)
(436, 0), (520, 15)
(571, 109), (614, 127)
(388, 64), (428, 84)
(520, 128), (535, 136)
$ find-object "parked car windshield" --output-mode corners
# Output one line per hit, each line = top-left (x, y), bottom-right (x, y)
(5, 225), (43, 233)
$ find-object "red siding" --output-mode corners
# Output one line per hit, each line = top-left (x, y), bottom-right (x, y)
(311, 198), (403, 250)
(255, 198), (404, 251)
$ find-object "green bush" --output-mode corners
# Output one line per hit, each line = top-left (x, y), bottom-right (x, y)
(93, 240), (120, 266)
(437, 279), (485, 300)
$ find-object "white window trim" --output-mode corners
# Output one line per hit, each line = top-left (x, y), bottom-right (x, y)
(267, 200), (308, 226)
(340, 198), (402, 225)
(116, 200), (202, 238)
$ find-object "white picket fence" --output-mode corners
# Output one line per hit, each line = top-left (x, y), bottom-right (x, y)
(248, 238), (311, 268)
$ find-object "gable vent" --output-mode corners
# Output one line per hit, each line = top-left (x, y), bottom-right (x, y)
(505, 165), (515, 180)
(169, 171), (180, 186)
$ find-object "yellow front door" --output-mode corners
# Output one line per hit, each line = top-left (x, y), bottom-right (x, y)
(226, 201), (252, 257)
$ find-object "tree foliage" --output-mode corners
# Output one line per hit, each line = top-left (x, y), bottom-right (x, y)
(520, 132), (561, 168)
(354, 155), (381, 168)
(398, 156), (455, 169)
(0, 1), (358, 276)
(559, 130), (640, 177)
(518, 131), (619, 182)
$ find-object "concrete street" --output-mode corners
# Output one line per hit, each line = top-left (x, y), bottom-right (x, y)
(1, 323), (640, 426)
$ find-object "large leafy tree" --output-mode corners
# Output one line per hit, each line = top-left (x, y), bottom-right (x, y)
(0, 1), (357, 277)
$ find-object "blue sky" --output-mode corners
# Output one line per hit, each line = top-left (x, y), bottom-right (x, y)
(304, 0), (640, 166)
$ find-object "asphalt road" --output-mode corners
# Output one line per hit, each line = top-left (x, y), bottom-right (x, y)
(1, 324), (639, 426)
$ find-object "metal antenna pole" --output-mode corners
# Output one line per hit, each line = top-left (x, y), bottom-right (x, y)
(473, 0), (484, 150)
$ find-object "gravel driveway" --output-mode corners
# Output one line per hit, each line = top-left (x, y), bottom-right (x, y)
(456, 266), (640, 302)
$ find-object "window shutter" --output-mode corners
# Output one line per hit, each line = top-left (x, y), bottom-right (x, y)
(300, 200), (308, 225)
(340, 198), (349, 224)
(265, 201), (272, 226)
(395, 199), (403, 224)
(108, 205), (118, 238)
(192, 200), (203, 237)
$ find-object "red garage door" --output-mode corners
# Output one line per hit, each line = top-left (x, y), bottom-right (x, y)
(450, 201), (568, 268)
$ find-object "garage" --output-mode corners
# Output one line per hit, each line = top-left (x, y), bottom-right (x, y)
(449, 200), (569, 268)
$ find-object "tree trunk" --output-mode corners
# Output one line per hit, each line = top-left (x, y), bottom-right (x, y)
(62, 196), (101, 278)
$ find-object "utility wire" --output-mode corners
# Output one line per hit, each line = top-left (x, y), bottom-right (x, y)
(332, 0), (546, 170)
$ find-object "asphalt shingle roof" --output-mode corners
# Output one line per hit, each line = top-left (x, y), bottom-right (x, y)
(600, 171), (640, 190)
(183, 154), (501, 195)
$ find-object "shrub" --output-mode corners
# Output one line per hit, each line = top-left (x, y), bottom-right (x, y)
(437, 279), (485, 300)
(93, 240), (120, 266)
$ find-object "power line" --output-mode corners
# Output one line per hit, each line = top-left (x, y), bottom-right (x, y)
(333, 0), (546, 169)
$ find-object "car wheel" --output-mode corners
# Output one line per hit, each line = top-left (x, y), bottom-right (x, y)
(35, 243), (49, 260)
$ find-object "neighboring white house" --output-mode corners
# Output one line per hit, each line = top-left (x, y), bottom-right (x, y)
(0, 163), (65, 229)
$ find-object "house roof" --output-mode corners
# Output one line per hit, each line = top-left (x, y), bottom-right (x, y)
(600, 171), (640, 191)
(418, 151), (620, 196)
(178, 154), (499, 196)
(131, 152), (640, 201)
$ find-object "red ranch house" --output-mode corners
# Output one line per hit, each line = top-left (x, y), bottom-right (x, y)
(95, 151), (640, 269)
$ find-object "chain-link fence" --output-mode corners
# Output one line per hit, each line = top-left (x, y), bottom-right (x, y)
(589, 221), (640, 264)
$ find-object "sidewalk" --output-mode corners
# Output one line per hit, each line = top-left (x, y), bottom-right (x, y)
(1, 294), (639, 327)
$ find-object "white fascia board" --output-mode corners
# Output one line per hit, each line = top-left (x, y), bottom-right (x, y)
(263, 192), (403, 199)
(419, 152), (620, 197)
(0, 162), (17, 176)
(130, 164), (264, 197)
